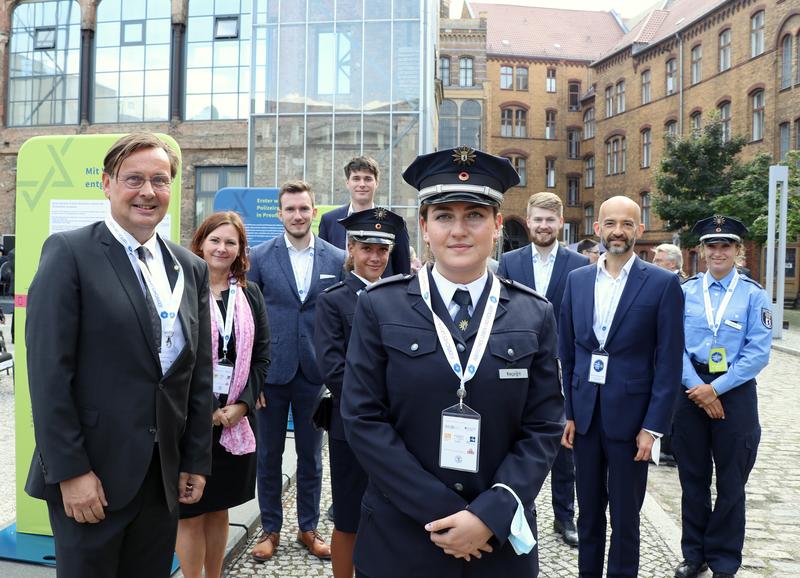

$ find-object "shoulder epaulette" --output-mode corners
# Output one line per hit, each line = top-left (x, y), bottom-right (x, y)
(740, 275), (763, 289)
(365, 273), (413, 292)
(323, 281), (346, 293)
(683, 274), (701, 283)
(498, 276), (547, 301)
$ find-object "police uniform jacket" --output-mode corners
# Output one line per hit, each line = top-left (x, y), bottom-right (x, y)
(314, 272), (366, 441)
(341, 269), (565, 578)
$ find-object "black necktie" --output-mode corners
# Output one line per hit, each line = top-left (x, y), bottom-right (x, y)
(136, 246), (162, 351)
(452, 289), (472, 332)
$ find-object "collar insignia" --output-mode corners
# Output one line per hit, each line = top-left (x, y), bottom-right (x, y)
(458, 319), (470, 331)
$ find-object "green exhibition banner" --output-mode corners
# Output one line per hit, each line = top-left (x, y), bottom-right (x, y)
(14, 134), (182, 536)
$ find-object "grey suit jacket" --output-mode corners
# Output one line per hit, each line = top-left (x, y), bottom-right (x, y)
(248, 234), (345, 385)
(25, 221), (213, 512)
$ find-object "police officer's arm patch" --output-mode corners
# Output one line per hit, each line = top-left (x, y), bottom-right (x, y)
(762, 308), (772, 329)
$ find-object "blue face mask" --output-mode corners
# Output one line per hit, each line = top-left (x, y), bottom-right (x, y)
(492, 483), (537, 555)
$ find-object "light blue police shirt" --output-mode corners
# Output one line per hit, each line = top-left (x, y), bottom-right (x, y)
(681, 268), (772, 395)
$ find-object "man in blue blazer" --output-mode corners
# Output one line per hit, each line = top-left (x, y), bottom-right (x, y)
(248, 180), (346, 562)
(498, 192), (588, 548)
(559, 196), (684, 578)
(318, 156), (411, 276)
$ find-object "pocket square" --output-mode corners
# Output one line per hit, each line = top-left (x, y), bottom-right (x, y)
(320, 274), (336, 279)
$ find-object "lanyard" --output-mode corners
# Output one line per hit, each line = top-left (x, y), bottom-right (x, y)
(106, 218), (185, 349)
(594, 272), (624, 350)
(418, 266), (501, 409)
(702, 270), (739, 342)
(212, 281), (238, 360)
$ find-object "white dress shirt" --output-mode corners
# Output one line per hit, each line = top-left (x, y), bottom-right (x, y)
(285, 233), (315, 302)
(432, 264), (488, 321)
(531, 242), (558, 296)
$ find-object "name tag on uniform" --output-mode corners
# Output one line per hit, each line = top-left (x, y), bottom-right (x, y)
(499, 368), (528, 379)
(440, 406), (481, 473)
(724, 319), (742, 330)
(213, 361), (234, 395)
(588, 351), (609, 384)
(708, 347), (727, 373)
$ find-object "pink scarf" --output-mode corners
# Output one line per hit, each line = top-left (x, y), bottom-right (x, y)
(210, 284), (256, 455)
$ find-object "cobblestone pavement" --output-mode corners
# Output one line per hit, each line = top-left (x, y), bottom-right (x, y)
(647, 348), (800, 577)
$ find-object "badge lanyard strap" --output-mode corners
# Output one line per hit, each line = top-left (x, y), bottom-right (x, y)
(106, 218), (185, 349)
(702, 270), (739, 344)
(212, 280), (238, 361)
(418, 266), (501, 410)
(595, 275), (623, 351)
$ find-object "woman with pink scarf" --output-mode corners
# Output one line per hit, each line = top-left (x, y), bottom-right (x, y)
(177, 211), (270, 578)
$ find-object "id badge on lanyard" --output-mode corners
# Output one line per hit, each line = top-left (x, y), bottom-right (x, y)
(440, 404), (481, 473)
(213, 360), (234, 395)
(589, 350), (609, 384)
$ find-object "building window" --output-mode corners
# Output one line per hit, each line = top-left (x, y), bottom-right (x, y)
(501, 107), (526, 138)
(796, 118), (800, 151)
(751, 11), (765, 57)
(501, 108), (513, 137)
(782, 35), (793, 90)
(691, 44), (702, 84)
(691, 111), (702, 133)
(641, 192), (651, 228)
(459, 57), (473, 87)
(605, 85), (613, 117)
(641, 129), (651, 168)
(568, 82), (580, 111)
(751, 90), (765, 141)
(195, 166), (247, 226)
(719, 101), (731, 143)
(440, 56), (450, 86)
(583, 107), (595, 139)
(545, 110), (556, 140)
(615, 81), (626, 114)
(545, 159), (556, 188)
(568, 129), (581, 158)
(567, 176), (580, 206)
(797, 33), (800, 85)
(438, 100), (458, 148)
(516, 66), (528, 91)
(779, 123), (791, 161)
(641, 70), (651, 104)
(584, 204), (594, 235)
(500, 65), (513, 89)
(546, 68), (556, 92)
(459, 99), (482, 149)
(665, 120), (678, 138)
(606, 136), (625, 175)
(621, 138), (627, 173)
(584, 156), (595, 188)
(506, 156), (527, 186)
(185, 0), (251, 121)
(719, 29), (731, 72)
(9, 0), (81, 126)
(95, 0), (171, 123)
(666, 58), (677, 95)
(515, 109), (527, 137)
(563, 222), (577, 244)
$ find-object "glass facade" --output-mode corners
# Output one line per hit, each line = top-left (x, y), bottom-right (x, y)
(249, 0), (434, 245)
(8, 0), (80, 126)
(94, 0), (171, 123)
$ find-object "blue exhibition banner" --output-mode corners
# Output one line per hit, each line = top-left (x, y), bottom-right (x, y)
(213, 187), (283, 246)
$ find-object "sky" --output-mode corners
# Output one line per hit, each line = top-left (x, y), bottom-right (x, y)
(450, 0), (658, 19)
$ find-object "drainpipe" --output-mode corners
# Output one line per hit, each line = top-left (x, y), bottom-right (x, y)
(676, 32), (684, 135)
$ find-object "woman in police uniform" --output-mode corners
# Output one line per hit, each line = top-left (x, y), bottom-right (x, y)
(314, 207), (404, 578)
(340, 147), (564, 578)
(672, 216), (771, 578)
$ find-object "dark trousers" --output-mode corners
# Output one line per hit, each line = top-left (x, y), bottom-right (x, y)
(573, 401), (648, 578)
(550, 444), (576, 522)
(47, 447), (177, 578)
(256, 367), (323, 532)
(672, 377), (760, 575)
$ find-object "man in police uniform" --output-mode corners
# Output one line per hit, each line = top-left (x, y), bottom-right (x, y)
(673, 216), (771, 578)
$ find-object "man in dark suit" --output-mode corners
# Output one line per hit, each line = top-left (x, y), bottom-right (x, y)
(25, 133), (213, 578)
(498, 191), (588, 547)
(559, 195), (684, 578)
(318, 156), (411, 276)
(248, 180), (346, 562)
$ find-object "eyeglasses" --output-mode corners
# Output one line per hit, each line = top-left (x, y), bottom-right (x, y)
(119, 175), (172, 192)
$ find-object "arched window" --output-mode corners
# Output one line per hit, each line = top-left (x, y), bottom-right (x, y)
(583, 107), (595, 139)
(641, 192), (651, 228)
(718, 101), (731, 142)
(503, 155), (527, 187)
(438, 99), (481, 150)
(584, 156), (595, 188)
(615, 80), (626, 113)
(750, 11), (765, 57)
(690, 111), (702, 133)
(545, 158), (556, 188)
(438, 99), (458, 149)
(95, 0), (171, 123)
(666, 58), (677, 95)
(665, 120), (678, 138)
(641, 70), (651, 104)
(516, 66), (528, 91)
(500, 106), (526, 138)
(185, 0), (252, 120)
(719, 29), (731, 72)
(691, 44), (702, 84)
(781, 35), (793, 90)
(605, 136), (626, 175)
(751, 90), (765, 141)
(641, 129), (651, 168)
(567, 129), (581, 158)
(584, 204), (594, 236)
(545, 110), (556, 140)
(8, 0), (80, 126)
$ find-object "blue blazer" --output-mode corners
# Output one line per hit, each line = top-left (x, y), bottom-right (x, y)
(558, 257), (684, 441)
(319, 203), (412, 276)
(498, 244), (589, 324)
(248, 235), (345, 386)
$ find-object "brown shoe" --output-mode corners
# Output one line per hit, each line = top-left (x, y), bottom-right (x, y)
(297, 529), (331, 559)
(252, 531), (280, 563)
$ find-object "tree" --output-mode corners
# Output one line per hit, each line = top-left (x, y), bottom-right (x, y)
(653, 115), (747, 245)
(712, 150), (800, 243)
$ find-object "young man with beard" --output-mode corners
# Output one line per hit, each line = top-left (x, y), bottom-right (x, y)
(498, 192), (588, 547)
(247, 181), (345, 562)
(559, 196), (684, 578)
